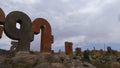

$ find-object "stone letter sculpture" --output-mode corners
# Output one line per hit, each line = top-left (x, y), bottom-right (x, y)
(32, 18), (54, 53)
(75, 47), (82, 56)
(65, 42), (73, 55)
(0, 8), (5, 38)
(4, 11), (32, 51)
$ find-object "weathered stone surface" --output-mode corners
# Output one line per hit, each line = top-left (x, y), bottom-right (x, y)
(4, 11), (32, 51)
(34, 63), (51, 68)
(0, 58), (13, 68)
(65, 42), (73, 55)
(110, 62), (120, 68)
(81, 62), (96, 68)
(63, 56), (96, 68)
(12, 51), (37, 66)
(37, 54), (51, 63)
(51, 63), (65, 68)
(15, 51), (30, 56)
(0, 50), (97, 68)
(63, 59), (73, 68)
(37, 53), (57, 63)
(54, 55), (63, 63)
(0, 56), (6, 64)
(0, 49), (10, 57)
(32, 18), (54, 53)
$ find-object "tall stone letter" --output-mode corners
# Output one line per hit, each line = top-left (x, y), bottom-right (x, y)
(65, 42), (73, 55)
(4, 11), (32, 51)
(32, 18), (54, 53)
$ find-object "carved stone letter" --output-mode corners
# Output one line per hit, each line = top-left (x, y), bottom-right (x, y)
(4, 11), (32, 51)
(65, 42), (73, 55)
(0, 8), (5, 38)
(32, 18), (54, 53)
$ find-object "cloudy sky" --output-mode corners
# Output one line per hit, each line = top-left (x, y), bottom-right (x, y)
(0, 0), (120, 51)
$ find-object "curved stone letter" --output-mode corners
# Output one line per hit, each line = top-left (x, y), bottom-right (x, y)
(0, 8), (5, 38)
(4, 11), (32, 51)
(32, 18), (54, 53)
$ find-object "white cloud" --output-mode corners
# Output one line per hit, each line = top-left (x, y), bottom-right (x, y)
(12, 0), (40, 4)
(53, 35), (86, 46)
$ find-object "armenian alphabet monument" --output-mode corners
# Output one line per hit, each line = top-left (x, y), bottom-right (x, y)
(0, 8), (54, 53)
(0, 8), (120, 68)
(0, 8), (74, 55)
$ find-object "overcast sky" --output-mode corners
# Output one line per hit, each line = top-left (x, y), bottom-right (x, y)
(0, 0), (120, 51)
